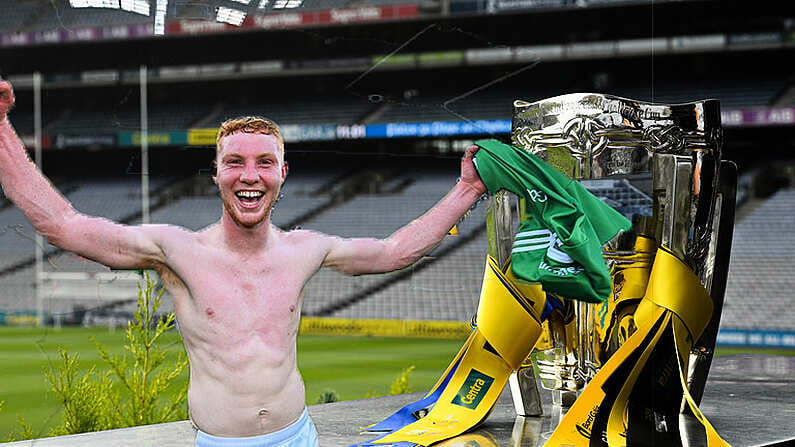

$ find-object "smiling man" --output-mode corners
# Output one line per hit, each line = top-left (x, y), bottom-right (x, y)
(0, 81), (486, 446)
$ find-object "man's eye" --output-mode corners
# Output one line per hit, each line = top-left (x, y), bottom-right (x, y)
(258, 159), (273, 166)
(227, 159), (243, 165)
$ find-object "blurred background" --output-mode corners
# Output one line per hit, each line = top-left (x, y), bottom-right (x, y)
(0, 0), (793, 394)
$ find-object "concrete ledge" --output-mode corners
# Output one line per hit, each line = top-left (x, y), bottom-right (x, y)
(4, 355), (795, 446)
(1, 420), (196, 447)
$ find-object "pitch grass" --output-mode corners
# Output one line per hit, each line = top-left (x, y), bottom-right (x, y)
(0, 326), (464, 438)
(1, 326), (793, 439)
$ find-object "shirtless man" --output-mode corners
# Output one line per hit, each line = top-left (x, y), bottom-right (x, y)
(0, 80), (486, 446)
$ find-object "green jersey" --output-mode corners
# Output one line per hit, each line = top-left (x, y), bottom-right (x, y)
(473, 139), (632, 302)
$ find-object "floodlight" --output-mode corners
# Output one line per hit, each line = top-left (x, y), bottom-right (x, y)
(154, 0), (167, 34)
(69, 0), (120, 7)
(216, 6), (247, 26)
(273, 0), (303, 9)
(69, 0), (150, 16)
(121, 0), (150, 15)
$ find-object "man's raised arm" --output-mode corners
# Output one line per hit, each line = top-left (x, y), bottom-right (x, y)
(322, 145), (487, 275)
(0, 80), (164, 270)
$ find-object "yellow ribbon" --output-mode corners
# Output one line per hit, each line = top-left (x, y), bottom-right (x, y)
(544, 247), (731, 446)
(476, 258), (544, 370)
(371, 257), (545, 446)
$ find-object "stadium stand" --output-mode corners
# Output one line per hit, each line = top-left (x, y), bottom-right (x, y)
(0, 81), (776, 140)
(171, 0), (356, 16)
(722, 188), (795, 332)
(377, 89), (520, 123)
(0, 167), (352, 319)
(8, 168), (655, 325)
(137, 171), (337, 230)
(4, 163), (787, 332)
(2, 157), (790, 329)
(320, 178), (651, 321)
(0, 207), (41, 272)
(0, 1), (42, 33)
(67, 177), (172, 218)
(300, 172), (469, 316)
(146, 196), (222, 229)
(29, 40), (795, 132)
(301, 173), (455, 238)
(0, 0), (792, 349)
(607, 78), (785, 109)
(0, 176), (175, 316)
(377, 77), (786, 124)
(46, 103), (209, 134)
(215, 94), (377, 126)
(580, 178), (652, 219)
(8, 0), (397, 30)
(329, 208), (487, 321)
(17, 74), (786, 137)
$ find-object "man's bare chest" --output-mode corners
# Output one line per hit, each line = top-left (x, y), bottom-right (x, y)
(162, 246), (312, 326)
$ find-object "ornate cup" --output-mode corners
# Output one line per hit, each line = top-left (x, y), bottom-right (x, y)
(485, 93), (737, 415)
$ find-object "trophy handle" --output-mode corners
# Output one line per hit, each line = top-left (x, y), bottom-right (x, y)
(686, 160), (737, 407)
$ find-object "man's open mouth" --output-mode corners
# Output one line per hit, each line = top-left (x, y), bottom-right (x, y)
(235, 190), (264, 205)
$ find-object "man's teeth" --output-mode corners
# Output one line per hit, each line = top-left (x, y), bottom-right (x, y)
(236, 191), (264, 199)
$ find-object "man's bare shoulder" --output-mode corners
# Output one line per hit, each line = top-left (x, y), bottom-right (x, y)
(271, 227), (338, 274)
(277, 227), (335, 246)
(146, 222), (216, 249)
(145, 222), (199, 237)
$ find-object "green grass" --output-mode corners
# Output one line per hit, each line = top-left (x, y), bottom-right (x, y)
(0, 326), (189, 439)
(713, 346), (795, 357)
(0, 326), (464, 439)
(298, 335), (463, 403)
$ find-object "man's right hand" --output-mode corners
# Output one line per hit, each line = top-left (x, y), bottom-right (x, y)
(0, 80), (15, 119)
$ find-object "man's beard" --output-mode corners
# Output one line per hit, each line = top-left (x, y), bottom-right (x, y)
(220, 187), (280, 229)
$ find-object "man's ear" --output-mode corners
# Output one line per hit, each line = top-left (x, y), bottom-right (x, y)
(282, 161), (289, 184)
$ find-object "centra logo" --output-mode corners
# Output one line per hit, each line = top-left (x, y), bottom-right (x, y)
(451, 369), (494, 409)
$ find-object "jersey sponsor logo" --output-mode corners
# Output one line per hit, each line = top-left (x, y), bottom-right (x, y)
(526, 188), (548, 203)
(539, 261), (584, 276)
(451, 369), (494, 409)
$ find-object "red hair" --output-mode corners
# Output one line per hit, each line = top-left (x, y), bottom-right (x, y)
(216, 116), (284, 155)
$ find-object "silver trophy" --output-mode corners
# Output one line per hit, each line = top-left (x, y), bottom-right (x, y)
(484, 93), (737, 415)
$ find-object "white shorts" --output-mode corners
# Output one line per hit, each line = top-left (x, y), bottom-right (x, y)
(195, 408), (318, 447)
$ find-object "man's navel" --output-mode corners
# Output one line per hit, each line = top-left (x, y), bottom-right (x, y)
(257, 408), (270, 429)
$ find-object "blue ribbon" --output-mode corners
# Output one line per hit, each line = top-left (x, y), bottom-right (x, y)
(349, 354), (464, 447)
(361, 353), (462, 433)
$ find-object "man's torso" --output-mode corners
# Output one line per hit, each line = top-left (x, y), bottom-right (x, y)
(153, 225), (328, 437)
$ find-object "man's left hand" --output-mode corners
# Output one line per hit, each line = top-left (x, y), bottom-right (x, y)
(460, 145), (487, 195)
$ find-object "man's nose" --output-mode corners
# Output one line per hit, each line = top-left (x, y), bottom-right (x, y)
(239, 162), (259, 183)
